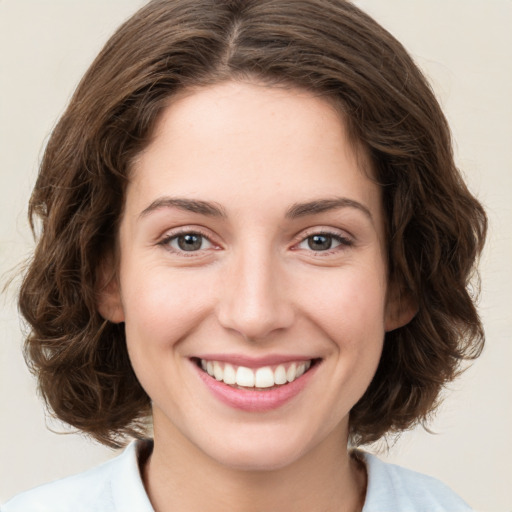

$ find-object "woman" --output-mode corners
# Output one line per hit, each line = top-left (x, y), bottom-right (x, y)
(3, 1), (486, 510)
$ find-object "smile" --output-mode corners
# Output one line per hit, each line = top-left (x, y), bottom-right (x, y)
(198, 359), (313, 389)
(193, 356), (320, 412)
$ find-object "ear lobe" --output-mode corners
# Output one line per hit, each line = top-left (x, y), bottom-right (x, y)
(384, 285), (417, 332)
(96, 260), (125, 324)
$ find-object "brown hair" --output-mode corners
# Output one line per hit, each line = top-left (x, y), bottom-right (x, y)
(19, 0), (487, 447)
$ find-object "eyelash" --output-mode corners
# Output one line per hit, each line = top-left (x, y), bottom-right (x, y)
(157, 228), (217, 256)
(157, 229), (353, 256)
(293, 230), (354, 255)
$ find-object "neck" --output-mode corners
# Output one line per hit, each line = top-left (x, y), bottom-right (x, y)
(142, 418), (366, 512)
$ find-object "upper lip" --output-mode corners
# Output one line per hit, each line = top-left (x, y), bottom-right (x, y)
(192, 354), (318, 368)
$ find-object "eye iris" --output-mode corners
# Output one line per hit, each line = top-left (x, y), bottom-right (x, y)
(177, 234), (202, 251)
(308, 234), (332, 251)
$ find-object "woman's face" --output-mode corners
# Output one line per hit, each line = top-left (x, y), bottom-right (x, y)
(102, 81), (404, 470)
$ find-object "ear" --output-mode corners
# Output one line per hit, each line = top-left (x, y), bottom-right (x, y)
(96, 256), (125, 324)
(384, 283), (417, 332)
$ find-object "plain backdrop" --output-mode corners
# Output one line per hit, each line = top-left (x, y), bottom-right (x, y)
(1, 1), (511, 510)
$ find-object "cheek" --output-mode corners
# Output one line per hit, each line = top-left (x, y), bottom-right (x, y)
(120, 268), (218, 404)
(298, 264), (388, 344)
(121, 267), (215, 353)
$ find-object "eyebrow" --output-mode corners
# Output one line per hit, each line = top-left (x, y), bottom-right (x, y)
(285, 197), (373, 222)
(139, 196), (372, 222)
(139, 197), (227, 219)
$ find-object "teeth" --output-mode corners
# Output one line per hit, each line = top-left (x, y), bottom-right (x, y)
(286, 363), (297, 383)
(201, 359), (313, 388)
(274, 365), (287, 385)
(236, 366), (255, 387)
(213, 361), (223, 381)
(254, 367), (274, 388)
(223, 363), (236, 385)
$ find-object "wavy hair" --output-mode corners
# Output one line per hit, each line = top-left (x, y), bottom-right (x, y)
(19, 0), (487, 447)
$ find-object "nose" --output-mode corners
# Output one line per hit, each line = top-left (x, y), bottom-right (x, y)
(216, 247), (295, 341)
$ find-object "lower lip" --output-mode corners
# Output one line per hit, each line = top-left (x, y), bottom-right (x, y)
(194, 361), (319, 412)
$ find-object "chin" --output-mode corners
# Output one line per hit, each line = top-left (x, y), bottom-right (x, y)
(199, 425), (317, 472)
(210, 444), (305, 472)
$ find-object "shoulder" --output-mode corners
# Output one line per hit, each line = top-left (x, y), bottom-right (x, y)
(1, 455), (117, 512)
(1, 441), (154, 512)
(358, 451), (473, 512)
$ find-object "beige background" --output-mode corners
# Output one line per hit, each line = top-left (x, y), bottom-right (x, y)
(1, 1), (510, 510)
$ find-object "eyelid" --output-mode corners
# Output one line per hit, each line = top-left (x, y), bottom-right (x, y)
(295, 226), (354, 241)
(157, 226), (221, 253)
(156, 225), (353, 255)
(291, 227), (354, 253)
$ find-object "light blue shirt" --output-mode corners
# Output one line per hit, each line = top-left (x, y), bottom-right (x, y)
(2, 441), (472, 511)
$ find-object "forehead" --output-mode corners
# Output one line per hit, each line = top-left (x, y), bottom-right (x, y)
(127, 80), (380, 221)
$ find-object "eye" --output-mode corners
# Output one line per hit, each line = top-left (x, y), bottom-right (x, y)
(163, 232), (214, 252)
(297, 232), (352, 252)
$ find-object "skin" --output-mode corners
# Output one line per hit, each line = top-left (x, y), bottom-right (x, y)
(99, 81), (413, 512)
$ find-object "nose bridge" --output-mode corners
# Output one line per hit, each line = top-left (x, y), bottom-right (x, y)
(217, 238), (293, 340)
